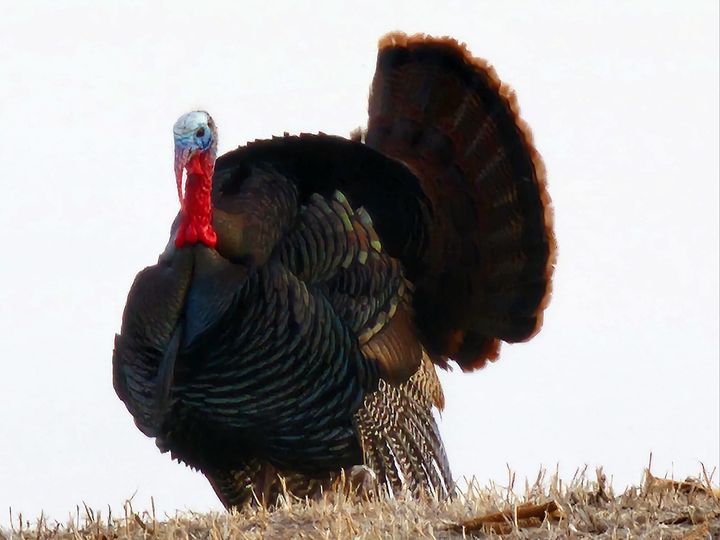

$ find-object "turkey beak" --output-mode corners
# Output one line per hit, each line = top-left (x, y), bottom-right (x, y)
(174, 146), (191, 209)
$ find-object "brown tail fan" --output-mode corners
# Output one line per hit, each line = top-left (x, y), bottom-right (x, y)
(366, 32), (556, 370)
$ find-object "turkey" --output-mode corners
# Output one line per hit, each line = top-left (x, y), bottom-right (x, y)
(113, 32), (555, 508)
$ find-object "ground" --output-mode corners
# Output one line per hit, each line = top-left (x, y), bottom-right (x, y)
(3, 468), (718, 539)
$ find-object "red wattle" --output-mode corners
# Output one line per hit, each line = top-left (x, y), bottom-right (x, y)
(175, 153), (217, 249)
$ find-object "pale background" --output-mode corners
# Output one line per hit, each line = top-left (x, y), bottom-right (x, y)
(1, 0), (717, 526)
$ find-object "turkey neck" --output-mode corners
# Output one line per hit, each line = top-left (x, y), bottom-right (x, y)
(176, 153), (217, 249)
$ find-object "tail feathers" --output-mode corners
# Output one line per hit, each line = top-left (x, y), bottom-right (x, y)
(367, 32), (556, 370)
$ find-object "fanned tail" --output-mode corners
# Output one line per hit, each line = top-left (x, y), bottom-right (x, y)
(367, 32), (556, 370)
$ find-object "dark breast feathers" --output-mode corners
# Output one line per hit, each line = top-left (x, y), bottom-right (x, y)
(113, 33), (555, 508)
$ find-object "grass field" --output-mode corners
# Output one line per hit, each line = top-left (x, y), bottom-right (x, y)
(3, 467), (718, 539)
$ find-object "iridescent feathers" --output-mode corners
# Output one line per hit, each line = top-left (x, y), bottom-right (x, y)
(113, 32), (555, 510)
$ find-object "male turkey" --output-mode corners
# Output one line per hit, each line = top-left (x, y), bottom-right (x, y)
(113, 32), (555, 508)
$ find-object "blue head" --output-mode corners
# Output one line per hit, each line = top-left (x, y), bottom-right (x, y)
(173, 111), (218, 203)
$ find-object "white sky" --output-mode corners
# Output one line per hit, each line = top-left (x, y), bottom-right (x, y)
(1, 0), (718, 527)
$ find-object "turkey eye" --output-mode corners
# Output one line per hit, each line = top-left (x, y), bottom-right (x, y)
(196, 128), (205, 138)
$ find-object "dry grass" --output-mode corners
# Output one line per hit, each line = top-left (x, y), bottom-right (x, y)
(3, 467), (718, 539)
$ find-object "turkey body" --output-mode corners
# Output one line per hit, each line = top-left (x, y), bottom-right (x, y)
(113, 33), (555, 508)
